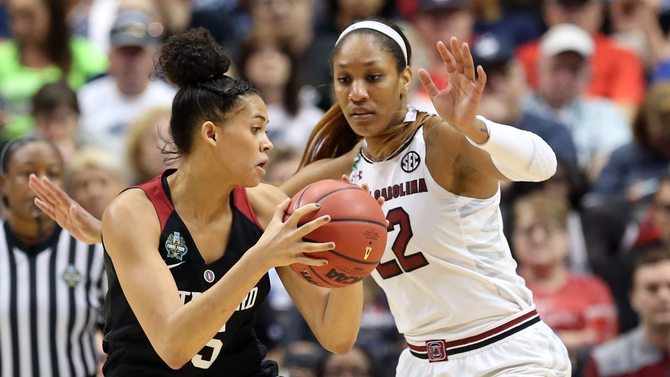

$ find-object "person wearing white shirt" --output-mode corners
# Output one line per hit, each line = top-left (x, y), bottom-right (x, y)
(78, 10), (176, 158)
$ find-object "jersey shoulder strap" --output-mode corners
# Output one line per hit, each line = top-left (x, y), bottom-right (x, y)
(122, 170), (175, 232)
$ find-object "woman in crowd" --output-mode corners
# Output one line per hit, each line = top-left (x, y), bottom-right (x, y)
(0, 138), (106, 377)
(0, 0), (107, 139)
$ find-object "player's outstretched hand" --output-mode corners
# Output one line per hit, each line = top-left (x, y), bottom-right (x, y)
(252, 198), (334, 269)
(29, 174), (102, 245)
(417, 37), (487, 135)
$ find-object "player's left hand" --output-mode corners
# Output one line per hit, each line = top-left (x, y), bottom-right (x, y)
(417, 37), (487, 136)
(341, 175), (385, 208)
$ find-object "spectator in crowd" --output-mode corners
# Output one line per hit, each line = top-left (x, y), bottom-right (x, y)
(250, 0), (338, 111)
(315, 345), (379, 377)
(585, 248), (670, 377)
(125, 107), (175, 185)
(471, 33), (579, 168)
(612, 175), (670, 333)
(523, 24), (632, 180)
(238, 36), (323, 152)
(593, 83), (670, 199)
(512, 192), (618, 371)
(0, 138), (106, 377)
(0, 0), (108, 139)
(31, 82), (81, 165)
(412, 0), (473, 111)
(471, 0), (543, 48)
(78, 9), (176, 158)
(189, 0), (251, 57)
(281, 341), (325, 377)
(67, 147), (126, 220)
(320, 0), (396, 35)
(0, 0), (9, 40)
(516, 0), (645, 118)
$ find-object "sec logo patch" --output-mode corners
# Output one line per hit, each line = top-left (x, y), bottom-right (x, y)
(401, 151), (420, 173)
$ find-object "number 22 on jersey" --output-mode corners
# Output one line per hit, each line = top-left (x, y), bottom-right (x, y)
(377, 207), (429, 279)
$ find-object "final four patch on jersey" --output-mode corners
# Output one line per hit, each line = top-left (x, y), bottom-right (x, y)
(166, 231), (188, 261)
(62, 264), (82, 287)
(401, 151), (421, 173)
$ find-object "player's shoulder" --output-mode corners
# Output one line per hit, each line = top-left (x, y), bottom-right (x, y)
(103, 188), (158, 231)
(246, 184), (289, 228)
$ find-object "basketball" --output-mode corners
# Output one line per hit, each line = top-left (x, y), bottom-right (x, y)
(283, 179), (388, 288)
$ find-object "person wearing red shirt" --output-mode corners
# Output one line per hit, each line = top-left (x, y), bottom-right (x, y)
(516, 0), (644, 118)
(585, 249), (670, 377)
(512, 192), (618, 371)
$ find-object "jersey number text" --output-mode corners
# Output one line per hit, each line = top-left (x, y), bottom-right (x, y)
(377, 207), (429, 279)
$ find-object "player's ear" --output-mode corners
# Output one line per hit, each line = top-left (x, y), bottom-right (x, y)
(201, 121), (218, 146)
(400, 66), (412, 99)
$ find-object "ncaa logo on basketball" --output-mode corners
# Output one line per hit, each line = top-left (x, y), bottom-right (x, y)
(427, 340), (448, 362)
(401, 151), (420, 173)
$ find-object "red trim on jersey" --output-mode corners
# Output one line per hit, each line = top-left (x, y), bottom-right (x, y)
(407, 309), (539, 353)
(123, 171), (175, 232)
(233, 187), (264, 230)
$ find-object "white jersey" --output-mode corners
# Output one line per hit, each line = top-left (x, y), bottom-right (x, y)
(349, 110), (535, 345)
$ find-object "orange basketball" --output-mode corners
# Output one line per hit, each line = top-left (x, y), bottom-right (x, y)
(283, 179), (387, 288)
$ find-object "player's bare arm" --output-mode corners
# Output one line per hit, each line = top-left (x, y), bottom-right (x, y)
(418, 37), (556, 198)
(102, 187), (333, 369)
(247, 183), (363, 355)
(279, 144), (360, 197)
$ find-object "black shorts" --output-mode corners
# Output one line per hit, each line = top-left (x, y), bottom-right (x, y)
(249, 360), (280, 377)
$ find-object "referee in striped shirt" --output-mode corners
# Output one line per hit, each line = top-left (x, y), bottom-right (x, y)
(0, 139), (106, 377)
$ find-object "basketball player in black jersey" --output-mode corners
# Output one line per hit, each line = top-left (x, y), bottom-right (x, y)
(31, 28), (364, 377)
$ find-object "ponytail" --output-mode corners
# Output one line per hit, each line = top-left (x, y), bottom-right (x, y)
(299, 104), (361, 169)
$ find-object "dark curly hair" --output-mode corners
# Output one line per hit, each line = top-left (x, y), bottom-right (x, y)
(158, 27), (258, 156)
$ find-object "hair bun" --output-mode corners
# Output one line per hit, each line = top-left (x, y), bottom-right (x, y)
(159, 28), (231, 88)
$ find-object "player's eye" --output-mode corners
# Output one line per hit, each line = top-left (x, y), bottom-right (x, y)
(337, 76), (351, 84)
(368, 74), (382, 82)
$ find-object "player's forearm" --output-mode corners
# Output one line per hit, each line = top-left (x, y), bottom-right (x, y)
(156, 251), (269, 369)
(317, 282), (363, 354)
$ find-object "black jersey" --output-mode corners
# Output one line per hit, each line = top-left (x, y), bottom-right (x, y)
(102, 170), (271, 377)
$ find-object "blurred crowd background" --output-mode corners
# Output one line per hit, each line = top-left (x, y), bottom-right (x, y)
(1, 0), (670, 376)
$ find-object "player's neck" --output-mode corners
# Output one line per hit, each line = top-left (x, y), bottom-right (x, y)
(643, 323), (670, 351)
(521, 264), (568, 292)
(167, 162), (234, 223)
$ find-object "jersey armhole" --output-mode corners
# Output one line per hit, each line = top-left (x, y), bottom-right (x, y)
(233, 187), (265, 231)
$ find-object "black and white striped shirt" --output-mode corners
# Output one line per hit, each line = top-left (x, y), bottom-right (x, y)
(0, 221), (106, 377)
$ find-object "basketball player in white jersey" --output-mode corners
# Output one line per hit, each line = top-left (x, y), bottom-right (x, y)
(28, 19), (571, 376)
(281, 20), (571, 376)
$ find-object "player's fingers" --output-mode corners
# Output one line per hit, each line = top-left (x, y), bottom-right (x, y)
(29, 175), (57, 205)
(418, 69), (440, 99)
(449, 38), (465, 74)
(377, 196), (385, 207)
(34, 198), (56, 219)
(273, 198), (291, 223)
(436, 41), (457, 74)
(287, 203), (321, 227)
(300, 241), (336, 253)
(294, 256), (329, 266)
(41, 175), (73, 206)
(361, 182), (370, 192)
(475, 66), (488, 94)
(341, 175), (350, 182)
(294, 214), (331, 238)
(461, 43), (476, 82)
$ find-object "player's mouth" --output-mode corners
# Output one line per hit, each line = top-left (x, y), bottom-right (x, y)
(256, 159), (269, 174)
(351, 108), (374, 119)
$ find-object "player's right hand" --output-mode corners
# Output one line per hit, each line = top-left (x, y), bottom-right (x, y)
(252, 198), (333, 269)
(29, 174), (103, 245)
